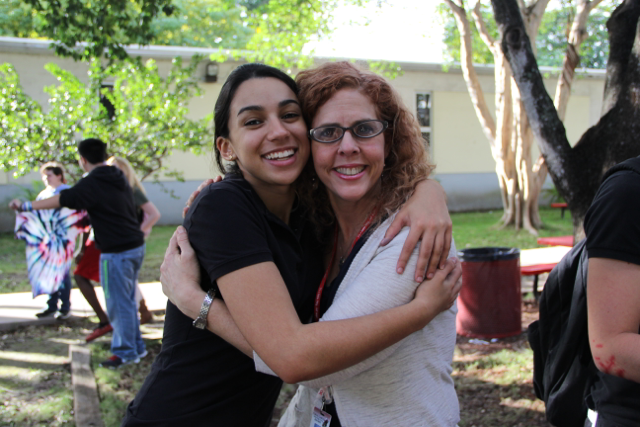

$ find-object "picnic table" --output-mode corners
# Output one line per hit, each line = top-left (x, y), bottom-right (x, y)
(536, 235), (574, 247)
(521, 263), (557, 299)
(519, 246), (571, 299)
(550, 202), (568, 218)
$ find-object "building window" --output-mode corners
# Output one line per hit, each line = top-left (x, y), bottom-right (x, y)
(100, 84), (116, 121)
(416, 92), (431, 150)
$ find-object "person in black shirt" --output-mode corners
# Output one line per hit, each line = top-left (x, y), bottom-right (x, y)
(584, 156), (640, 427)
(123, 64), (457, 427)
(10, 138), (146, 369)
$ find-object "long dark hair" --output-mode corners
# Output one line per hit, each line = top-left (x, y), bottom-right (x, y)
(213, 63), (299, 173)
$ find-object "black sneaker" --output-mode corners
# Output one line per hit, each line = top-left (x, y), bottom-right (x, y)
(99, 355), (140, 369)
(35, 307), (57, 318)
(55, 310), (71, 320)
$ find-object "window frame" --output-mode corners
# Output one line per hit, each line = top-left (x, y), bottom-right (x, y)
(415, 91), (432, 153)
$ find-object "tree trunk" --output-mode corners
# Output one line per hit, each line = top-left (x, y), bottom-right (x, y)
(446, 0), (548, 233)
(490, 0), (640, 239)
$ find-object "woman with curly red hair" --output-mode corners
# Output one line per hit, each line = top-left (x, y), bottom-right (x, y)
(128, 62), (460, 427)
(260, 61), (460, 426)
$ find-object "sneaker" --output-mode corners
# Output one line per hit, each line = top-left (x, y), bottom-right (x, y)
(138, 349), (148, 359)
(85, 322), (113, 342)
(99, 354), (140, 369)
(35, 307), (57, 318)
(55, 310), (71, 320)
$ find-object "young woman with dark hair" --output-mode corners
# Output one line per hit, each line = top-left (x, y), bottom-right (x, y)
(123, 63), (458, 427)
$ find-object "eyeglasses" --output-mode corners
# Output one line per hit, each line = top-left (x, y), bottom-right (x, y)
(309, 120), (388, 144)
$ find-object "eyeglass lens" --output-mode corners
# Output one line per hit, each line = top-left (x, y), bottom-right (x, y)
(312, 120), (386, 143)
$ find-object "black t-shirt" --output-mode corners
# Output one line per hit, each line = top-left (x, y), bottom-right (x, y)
(585, 168), (640, 426)
(59, 166), (144, 253)
(122, 174), (323, 427)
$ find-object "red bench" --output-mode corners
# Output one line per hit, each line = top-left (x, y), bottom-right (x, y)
(521, 263), (557, 299)
(536, 235), (574, 247)
(550, 202), (568, 218)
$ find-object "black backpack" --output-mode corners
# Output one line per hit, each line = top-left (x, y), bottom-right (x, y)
(527, 155), (640, 427)
(527, 238), (595, 427)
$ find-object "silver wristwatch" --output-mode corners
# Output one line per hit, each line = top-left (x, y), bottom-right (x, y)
(192, 288), (217, 330)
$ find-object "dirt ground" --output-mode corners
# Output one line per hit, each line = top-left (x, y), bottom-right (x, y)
(0, 302), (548, 427)
(451, 301), (549, 427)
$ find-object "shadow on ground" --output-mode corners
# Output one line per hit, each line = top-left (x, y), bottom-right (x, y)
(455, 374), (549, 426)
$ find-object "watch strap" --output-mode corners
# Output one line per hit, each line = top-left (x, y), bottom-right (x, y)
(192, 288), (217, 330)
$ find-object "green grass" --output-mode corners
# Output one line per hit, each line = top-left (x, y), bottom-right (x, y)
(0, 226), (178, 294)
(90, 338), (163, 426)
(0, 324), (79, 427)
(0, 209), (574, 293)
(137, 226), (176, 283)
(0, 233), (30, 293)
(0, 320), (164, 427)
(453, 345), (548, 426)
(0, 209), (573, 294)
(451, 207), (573, 250)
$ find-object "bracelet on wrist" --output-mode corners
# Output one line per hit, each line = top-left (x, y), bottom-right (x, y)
(192, 288), (217, 330)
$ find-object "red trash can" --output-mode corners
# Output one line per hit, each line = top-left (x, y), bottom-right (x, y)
(456, 247), (522, 338)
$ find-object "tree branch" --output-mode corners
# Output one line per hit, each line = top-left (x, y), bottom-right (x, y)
(523, 0), (551, 39)
(444, 0), (497, 144)
(553, 0), (601, 120)
(602, 0), (640, 115)
(472, 2), (496, 47)
(490, 0), (572, 182)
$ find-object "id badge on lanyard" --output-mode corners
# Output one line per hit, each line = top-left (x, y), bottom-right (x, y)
(310, 387), (332, 427)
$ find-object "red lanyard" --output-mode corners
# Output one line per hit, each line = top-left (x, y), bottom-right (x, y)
(314, 208), (379, 322)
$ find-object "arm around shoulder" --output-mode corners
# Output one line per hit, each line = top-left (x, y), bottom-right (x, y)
(254, 229), (460, 385)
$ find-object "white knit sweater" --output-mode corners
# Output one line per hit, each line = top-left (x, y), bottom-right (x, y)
(254, 215), (460, 426)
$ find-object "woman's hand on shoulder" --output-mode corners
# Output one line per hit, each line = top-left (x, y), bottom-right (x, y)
(182, 176), (223, 218)
(412, 258), (462, 326)
(160, 226), (205, 319)
(381, 179), (452, 283)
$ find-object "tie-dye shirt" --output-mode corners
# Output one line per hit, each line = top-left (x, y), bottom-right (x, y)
(15, 185), (90, 297)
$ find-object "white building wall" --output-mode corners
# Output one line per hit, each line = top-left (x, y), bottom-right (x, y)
(0, 37), (606, 229)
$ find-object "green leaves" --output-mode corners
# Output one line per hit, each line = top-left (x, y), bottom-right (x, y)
(0, 63), (48, 178)
(2, 0), (358, 70)
(23, 0), (176, 61)
(439, 1), (612, 69)
(536, 6), (612, 69)
(97, 56), (212, 180)
(0, 57), (213, 182)
(150, 0), (253, 49)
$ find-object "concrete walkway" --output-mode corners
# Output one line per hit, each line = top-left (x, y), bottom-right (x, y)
(0, 282), (167, 331)
(0, 245), (572, 331)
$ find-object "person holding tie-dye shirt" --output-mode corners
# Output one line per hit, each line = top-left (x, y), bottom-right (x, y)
(14, 162), (89, 320)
